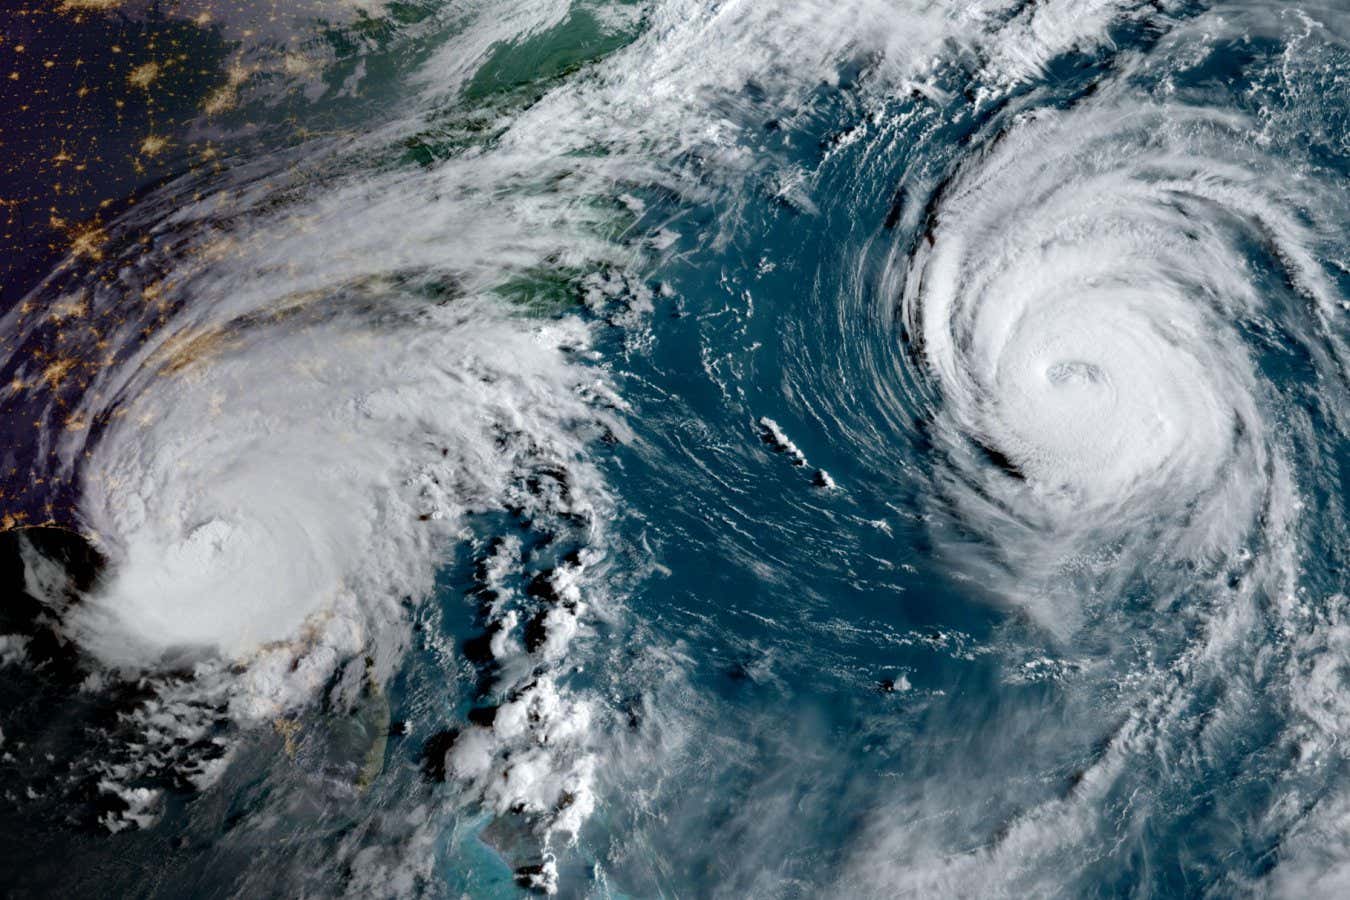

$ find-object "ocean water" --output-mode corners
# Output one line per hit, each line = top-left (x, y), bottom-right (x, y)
(0, 0), (1347, 897)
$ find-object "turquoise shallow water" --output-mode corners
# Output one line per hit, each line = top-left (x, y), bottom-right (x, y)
(0, 0), (1348, 896)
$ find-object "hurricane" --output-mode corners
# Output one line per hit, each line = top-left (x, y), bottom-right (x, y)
(0, 0), (1346, 896)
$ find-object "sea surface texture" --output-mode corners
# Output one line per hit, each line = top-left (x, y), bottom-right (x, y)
(0, 0), (1348, 896)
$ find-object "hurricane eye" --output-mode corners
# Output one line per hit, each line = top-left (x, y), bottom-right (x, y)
(1044, 360), (1104, 386)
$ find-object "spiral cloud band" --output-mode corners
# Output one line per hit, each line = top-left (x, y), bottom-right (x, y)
(896, 102), (1337, 624)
